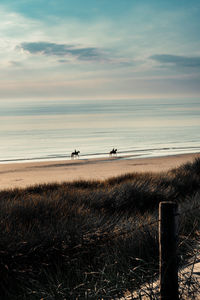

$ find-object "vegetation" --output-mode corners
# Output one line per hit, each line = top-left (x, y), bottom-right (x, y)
(0, 158), (200, 299)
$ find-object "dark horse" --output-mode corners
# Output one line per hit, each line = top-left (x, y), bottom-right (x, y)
(109, 148), (117, 156)
(71, 150), (80, 159)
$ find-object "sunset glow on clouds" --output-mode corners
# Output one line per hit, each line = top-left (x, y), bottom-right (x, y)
(0, 0), (200, 100)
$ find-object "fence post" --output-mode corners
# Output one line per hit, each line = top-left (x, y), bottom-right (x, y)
(159, 201), (179, 300)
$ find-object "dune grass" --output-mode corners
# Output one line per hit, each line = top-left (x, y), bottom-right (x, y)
(0, 158), (200, 299)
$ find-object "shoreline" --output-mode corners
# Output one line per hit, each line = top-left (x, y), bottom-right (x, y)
(0, 152), (199, 190)
(1, 146), (200, 165)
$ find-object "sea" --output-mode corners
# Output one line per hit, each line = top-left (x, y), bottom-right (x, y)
(0, 98), (200, 163)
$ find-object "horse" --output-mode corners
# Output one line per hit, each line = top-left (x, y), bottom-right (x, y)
(109, 148), (117, 156)
(71, 150), (80, 159)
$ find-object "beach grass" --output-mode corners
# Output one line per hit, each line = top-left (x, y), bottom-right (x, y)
(0, 158), (200, 299)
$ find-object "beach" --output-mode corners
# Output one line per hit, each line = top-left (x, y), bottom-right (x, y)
(0, 152), (199, 190)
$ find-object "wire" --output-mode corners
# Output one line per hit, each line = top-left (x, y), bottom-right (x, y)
(73, 201), (200, 249)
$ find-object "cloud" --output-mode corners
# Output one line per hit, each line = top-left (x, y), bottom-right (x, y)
(150, 54), (200, 68)
(18, 41), (103, 61)
(18, 41), (136, 66)
(9, 60), (22, 67)
(58, 59), (69, 63)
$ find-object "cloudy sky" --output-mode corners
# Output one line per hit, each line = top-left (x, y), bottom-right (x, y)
(0, 0), (200, 101)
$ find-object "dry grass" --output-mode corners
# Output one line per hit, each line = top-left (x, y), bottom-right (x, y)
(0, 158), (200, 299)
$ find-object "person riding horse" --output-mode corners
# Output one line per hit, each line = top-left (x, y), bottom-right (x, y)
(109, 148), (117, 156)
(71, 149), (80, 159)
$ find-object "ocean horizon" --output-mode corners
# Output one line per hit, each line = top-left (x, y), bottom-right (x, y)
(1, 98), (200, 164)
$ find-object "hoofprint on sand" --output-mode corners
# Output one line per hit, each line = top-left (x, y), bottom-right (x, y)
(0, 152), (199, 190)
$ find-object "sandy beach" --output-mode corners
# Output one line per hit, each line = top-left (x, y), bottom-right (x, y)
(0, 152), (199, 190)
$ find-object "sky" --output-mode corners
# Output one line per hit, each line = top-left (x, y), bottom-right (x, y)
(0, 0), (200, 101)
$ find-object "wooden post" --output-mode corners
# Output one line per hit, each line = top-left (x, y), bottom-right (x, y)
(159, 201), (179, 300)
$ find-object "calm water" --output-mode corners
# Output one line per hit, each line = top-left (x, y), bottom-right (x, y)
(0, 98), (200, 163)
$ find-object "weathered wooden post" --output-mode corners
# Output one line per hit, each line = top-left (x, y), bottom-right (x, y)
(159, 201), (179, 300)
